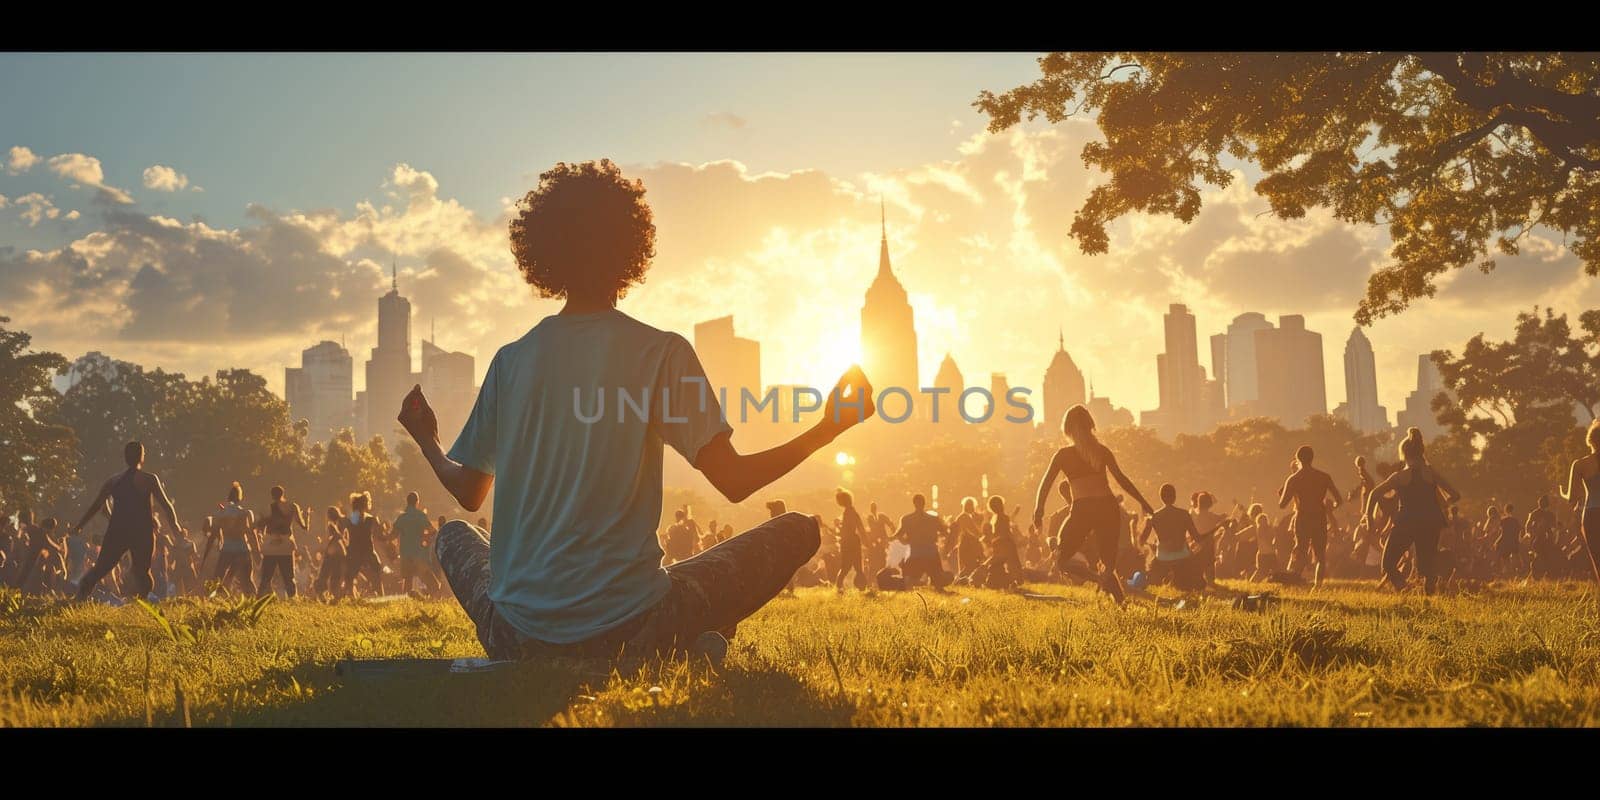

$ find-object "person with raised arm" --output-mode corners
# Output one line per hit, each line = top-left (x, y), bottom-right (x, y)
(397, 160), (874, 663)
(70, 441), (184, 602)
(1032, 404), (1155, 604)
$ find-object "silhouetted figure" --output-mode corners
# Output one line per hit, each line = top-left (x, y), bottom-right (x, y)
(397, 160), (873, 661)
(70, 441), (183, 601)
(393, 492), (439, 596)
(208, 482), (258, 595)
(978, 495), (1024, 589)
(314, 506), (348, 599)
(343, 492), (385, 597)
(1559, 419), (1600, 584)
(661, 509), (697, 567)
(1141, 484), (1205, 592)
(1033, 405), (1154, 604)
(892, 494), (951, 589)
(1277, 445), (1342, 587)
(256, 485), (308, 598)
(834, 489), (867, 590)
(1364, 428), (1460, 594)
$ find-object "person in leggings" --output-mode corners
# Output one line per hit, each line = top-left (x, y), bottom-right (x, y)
(1032, 404), (1155, 604)
(70, 441), (184, 602)
(1560, 418), (1600, 585)
(256, 486), (308, 598)
(1364, 428), (1460, 594)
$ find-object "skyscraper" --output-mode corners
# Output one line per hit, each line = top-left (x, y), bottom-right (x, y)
(364, 264), (414, 441)
(1254, 315), (1327, 428)
(1210, 312), (1274, 416)
(1141, 303), (1211, 437)
(1396, 353), (1449, 439)
(933, 352), (964, 422)
(1340, 327), (1388, 434)
(1042, 329), (1086, 430)
(285, 340), (354, 443)
(693, 315), (761, 410)
(419, 338), (475, 444)
(860, 201), (918, 397)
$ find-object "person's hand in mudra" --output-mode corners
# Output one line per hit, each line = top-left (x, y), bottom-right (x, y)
(398, 384), (439, 444)
(822, 365), (875, 435)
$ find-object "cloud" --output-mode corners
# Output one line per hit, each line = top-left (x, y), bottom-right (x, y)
(7, 146), (39, 174)
(141, 165), (190, 192)
(1435, 232), (1585, 303)
(0, 193), (7, 209)
(702, 112), (747, 130)
(13, 193), (63, 226)
(46, 153), (134, 204)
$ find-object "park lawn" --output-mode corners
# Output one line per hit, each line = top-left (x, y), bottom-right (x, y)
(2, 579), (1599, 727)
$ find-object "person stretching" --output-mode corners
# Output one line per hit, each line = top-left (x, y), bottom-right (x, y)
(397, 160), (873, 662)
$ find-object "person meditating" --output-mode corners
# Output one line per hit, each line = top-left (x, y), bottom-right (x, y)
(397, 159), (874, 663)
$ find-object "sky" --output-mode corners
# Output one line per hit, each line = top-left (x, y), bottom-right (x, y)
(3, 52), (1596, 422)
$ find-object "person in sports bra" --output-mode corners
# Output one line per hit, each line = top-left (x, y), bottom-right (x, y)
(208, 482), (259, 595)
(1559, 419), (1600, 584)
(1364, 428), (1460, 594)
(69, 441), (184, 602)
(1277, 445), (1343, 587)
(255, 486), (309, 598)
(1032, 404), (1155, 604)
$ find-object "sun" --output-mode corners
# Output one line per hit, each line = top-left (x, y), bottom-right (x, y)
(802, 329), (862, 387)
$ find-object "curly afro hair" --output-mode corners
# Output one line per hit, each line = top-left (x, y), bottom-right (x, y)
(509, 159), (656, 302)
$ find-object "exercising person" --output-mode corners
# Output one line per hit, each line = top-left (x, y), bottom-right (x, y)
(209, 482), (258, 595)
(1277, 445), (1342, 587)
(70, 441), (183, 602)
(1559, 419), (1600, 584)
(833, 489), (866, 591)
(1033, 405), (1154, 604)
(1364, 428), (1460, 594)
(256, 485), (308, 598)
(343, 492), (385, 597)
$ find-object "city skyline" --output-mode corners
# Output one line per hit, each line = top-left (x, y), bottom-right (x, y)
(6, 54), (1595, 424)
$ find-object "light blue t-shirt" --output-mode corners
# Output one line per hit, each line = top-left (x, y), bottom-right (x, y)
(448, 309), (733, 644)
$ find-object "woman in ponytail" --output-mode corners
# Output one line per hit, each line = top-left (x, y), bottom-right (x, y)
(1031, 404), (1156, 603)
(1558, 418), (1600, 583)
(1362, 428), (1461, 594)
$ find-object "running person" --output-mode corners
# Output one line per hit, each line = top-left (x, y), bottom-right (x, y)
(70, 442), (184, 601)
(1559, 419), (1600, 584)
(1032, 404), (1155, 604)
(1190, 491), (1227, 587)
(1277, 445), (1342, 587)
(1364, 428), (1460, 594)
(256, 486), (308, 598)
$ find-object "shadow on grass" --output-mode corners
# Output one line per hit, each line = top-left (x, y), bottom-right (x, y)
(236, 660), (591, 727)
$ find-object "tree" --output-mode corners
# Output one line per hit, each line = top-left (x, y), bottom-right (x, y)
(977, 53), (1600, 323)
(0, 318), (77, 511)
(1431, 307), (1595, 505)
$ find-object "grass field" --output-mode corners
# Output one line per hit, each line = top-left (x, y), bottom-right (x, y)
(3, 579), (1599, 727)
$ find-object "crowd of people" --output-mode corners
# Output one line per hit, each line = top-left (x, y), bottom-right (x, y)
(0, 442), (482, 604)
(657, 420), (1600, 601)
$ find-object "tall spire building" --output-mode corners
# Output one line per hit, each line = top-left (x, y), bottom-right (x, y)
(1042, 329), (1086, 429)
(1338, 327), (1388, 434)
(364, 261), (415, 441)
(860, 201), (919, 397)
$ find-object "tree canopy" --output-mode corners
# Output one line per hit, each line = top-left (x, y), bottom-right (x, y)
(0, 317), (77, 512)
(977, 53), (1600, 323)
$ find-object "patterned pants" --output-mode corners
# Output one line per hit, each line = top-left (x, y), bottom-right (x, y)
(436, 511), (820, 662)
